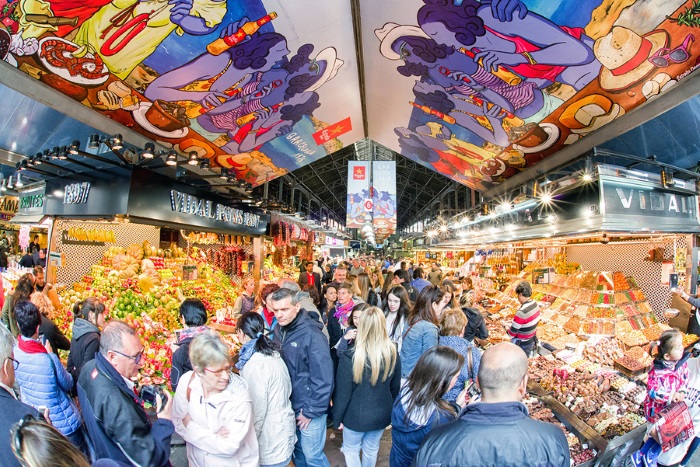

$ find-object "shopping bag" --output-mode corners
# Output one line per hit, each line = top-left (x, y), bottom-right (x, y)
(650, 401), (695, 451)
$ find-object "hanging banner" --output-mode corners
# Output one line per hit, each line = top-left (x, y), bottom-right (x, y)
(347, 161), (371, 228)
(372, 161), (397, 237)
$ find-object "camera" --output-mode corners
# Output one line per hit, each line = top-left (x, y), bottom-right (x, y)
(139, 385), (168, 411)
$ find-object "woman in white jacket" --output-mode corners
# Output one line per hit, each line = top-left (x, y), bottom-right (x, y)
(172, 331), (259, 466)
(236, 312), (296, 467)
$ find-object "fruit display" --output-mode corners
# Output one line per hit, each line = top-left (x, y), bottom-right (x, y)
(54, 241), (246, 389)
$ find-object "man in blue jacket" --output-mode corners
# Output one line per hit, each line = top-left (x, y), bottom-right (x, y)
(0, 324), (40, 467)
(78, 320), (174, 466)
(270, 287), (333, 467)
(413, 342), (570, 467)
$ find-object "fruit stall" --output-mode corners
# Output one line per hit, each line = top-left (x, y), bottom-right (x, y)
(17, 168), (271, 388)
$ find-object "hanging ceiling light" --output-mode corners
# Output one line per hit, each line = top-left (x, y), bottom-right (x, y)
(33, 152), (42, 166)
(7, 175), (13, 190)
(165, 151), (178, 166)
(111, 134), (123, 150)
(140, 142), (155, 159)
(14, 173), (23, 187)
(50, 146), (60, 160)
(0, 179), (6, 192)
(87, 134), (100, 150)
(188, 151), (199, 165)
(219, 168), (229, 179)
(58, 146), (68, 160)
(199, 157), (210, 169)
(69, 140), (80, 155)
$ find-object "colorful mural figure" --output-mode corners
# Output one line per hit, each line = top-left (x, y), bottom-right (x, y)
(372, 0), (700, 190)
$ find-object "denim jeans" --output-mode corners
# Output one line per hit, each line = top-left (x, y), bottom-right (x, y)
(341, 427), (384, 467)
(293, 414), (330, 467)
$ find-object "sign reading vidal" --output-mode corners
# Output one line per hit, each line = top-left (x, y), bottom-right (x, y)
(602, 184), (697, 220)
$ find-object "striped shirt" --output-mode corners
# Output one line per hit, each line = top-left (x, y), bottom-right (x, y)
(508, 299), (540, 340)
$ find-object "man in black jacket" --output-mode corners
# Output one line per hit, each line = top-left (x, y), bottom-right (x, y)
(413, 342), (570, 467)
(78, 320), (174, 466)
(0, 324), (40, 467)
(270, 287), (333, 467)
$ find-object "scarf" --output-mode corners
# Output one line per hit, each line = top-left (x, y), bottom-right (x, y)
(235, 338), (258, 370)
(334, 300), (355, 328)
(17, 336), (47, 354)
(178, 325), (210, 343)
(263, 307), (275, 326)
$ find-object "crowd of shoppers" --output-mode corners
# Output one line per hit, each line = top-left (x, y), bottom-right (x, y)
(12, 253), (700, 467)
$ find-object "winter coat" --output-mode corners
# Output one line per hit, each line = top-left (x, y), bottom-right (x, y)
(273, 309), (334, 419)
(1, 295), (19, 337)
(390, 387), (457, 467)
(0, 386), (40, 467)
(14, 336), (81, 436)
(413, 401), (570, 467)
(438, 335), (482, 403)
(78, 353), (174, 467)
(399, 320), (438, 378)
(240, 352), (296, 465)
(173, 371), (259, 467)
(333, 349), (401, 432)
(39, 315), (71, 356)
(644, 352), (691, 420)
(66, 318), (100, 383)
(462, 306), (489, 342)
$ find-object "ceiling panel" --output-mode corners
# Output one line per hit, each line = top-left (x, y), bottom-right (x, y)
(359, 0), (700, 192)
(1, 0), (364, 187)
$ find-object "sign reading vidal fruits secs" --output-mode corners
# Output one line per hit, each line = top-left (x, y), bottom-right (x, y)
(169, 190), (262, 229)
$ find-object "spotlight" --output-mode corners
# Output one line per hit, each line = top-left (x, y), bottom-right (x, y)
(188, 151), (199, 165)
(141, 142), (155, 159)
(199, 157), (210, 169)
(18, 160), (27, 170)
(69, 140), (80, 155)
(111, 134), (123, 150)
(439, 225), (448, 233)
(238, 179), (246, 188)
(33, 152), (42, 166)
(26, 157), (34, 167)
(51, 146), (60, 159)
(165, 151), (178, 166)
(540, 193), (552, 204)
(582, 173), (593, 182)
(88, 134), (100, 150)
(58, 146), (68, 160)
(219, 168), (229, 180)
(14, 173), (23, 187)
(244, 182), (253, 191)
(7, 176), (13, 190)
(42, 149), (50, 161)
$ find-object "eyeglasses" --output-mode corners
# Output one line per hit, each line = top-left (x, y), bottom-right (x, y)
(12, 414), (38, 461)
(204, 366), (231, 377)
(5, 357), (19, 370)
(112, 349), (143, 364)
(649, 34), (694, 67)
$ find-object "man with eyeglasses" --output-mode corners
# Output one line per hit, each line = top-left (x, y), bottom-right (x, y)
(0, 323), (40, 467)
(78, 320), (174, 466)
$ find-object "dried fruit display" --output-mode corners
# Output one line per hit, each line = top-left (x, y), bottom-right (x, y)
(538, 323), (568, 342)
(587, 306), (616, 319)
(683, 333), (700, 347)
(615, 355), (647, 372)
(549, 334), (582, 350)
(628, 289), (646, 301)
(583, 338), (624, 366)
(617, 330), (648, 347)
(613, 272), (630, 291)
(614, 291), (631, 304)
(564, 316), (582, 334)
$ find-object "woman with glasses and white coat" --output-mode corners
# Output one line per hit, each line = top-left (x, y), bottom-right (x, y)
(172, 331), (259, 466)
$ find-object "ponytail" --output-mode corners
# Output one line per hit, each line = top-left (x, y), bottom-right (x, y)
(236, 312), (281, 356)
(74, 297), (106, 327)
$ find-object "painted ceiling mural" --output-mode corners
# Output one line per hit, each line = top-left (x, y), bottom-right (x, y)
(0, 0), (699, 193)
(0, 0), (364, 186)
(361, 0), (700, 191)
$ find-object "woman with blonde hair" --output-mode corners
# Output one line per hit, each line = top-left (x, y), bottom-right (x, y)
(233, 276), (256, 316)
(333, 307), (401, 467)
(10, 415), (124, 467)
(172, 331), (259, 466)
(358, 273), (379, 307)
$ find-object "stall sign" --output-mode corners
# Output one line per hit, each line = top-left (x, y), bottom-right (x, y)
(325, 236), (340, 246)
(183, 265), (198, 281)
(0, 196), (18, 215)
(63, 182), (91, 204)
(18, 188), (45, 214)
(532, 267), (555, 285)
(602, 181), (697, 219)
(169, 190), (262, 229)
